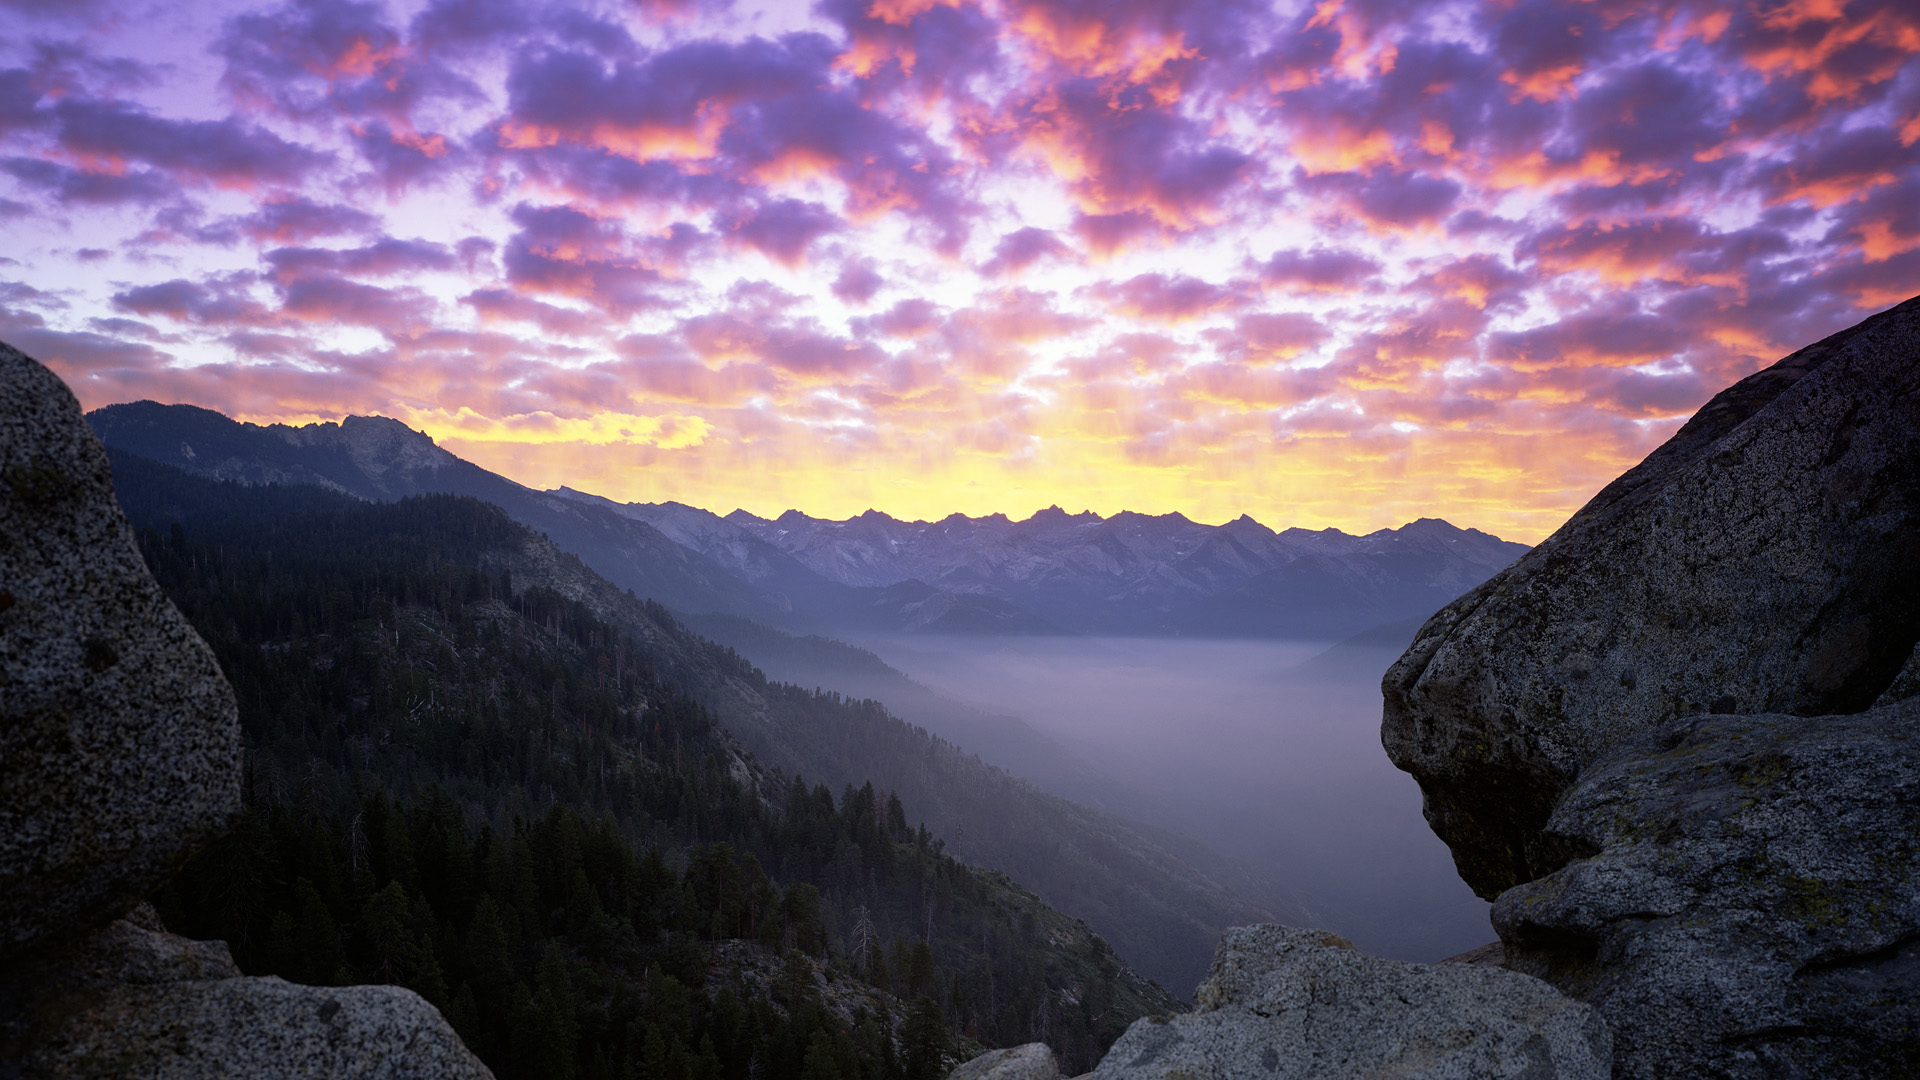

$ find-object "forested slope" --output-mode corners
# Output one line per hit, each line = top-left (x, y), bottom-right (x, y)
(111, 454), (1180, 1077)
(111, 448), (1284, 995)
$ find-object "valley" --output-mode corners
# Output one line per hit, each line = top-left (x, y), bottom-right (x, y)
(89, 402), (1524, 988)
(707, 627), (1490, 963)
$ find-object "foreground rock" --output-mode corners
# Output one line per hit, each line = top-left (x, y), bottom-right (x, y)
(1384, 295), (1920, 897)
(948, 1043), (1060, 1080)
(0, 342), (241, 963)
(2, 910), (491, 1078)
(1494, 702), (1920, 1079)
(1088, 925), (1609, 1080)
(1, 342), (493, 1077)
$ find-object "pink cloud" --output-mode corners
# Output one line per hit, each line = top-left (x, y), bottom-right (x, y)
(1257, 247), (1381, 292)
(1087, 272), (1245, 322)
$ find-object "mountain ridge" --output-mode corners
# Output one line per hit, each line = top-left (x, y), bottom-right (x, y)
(89, 399), (1529, 641)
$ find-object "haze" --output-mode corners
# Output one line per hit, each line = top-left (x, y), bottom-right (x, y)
(842, 633), (1487, 961)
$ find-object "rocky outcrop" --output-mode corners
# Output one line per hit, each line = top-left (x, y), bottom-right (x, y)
(1086, 925), (1609, 1080)
(1493, 702), (1920, 1078)
(0, 341), (241, 963)
(949, 1043), (1060, 1080)
(1, 342), (492, 1078)
(1384, 295), (1920, 898)
(4, 909), (491, 1078)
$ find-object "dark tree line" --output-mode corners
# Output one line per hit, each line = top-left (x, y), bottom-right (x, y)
(122, 461), (1160, 1078)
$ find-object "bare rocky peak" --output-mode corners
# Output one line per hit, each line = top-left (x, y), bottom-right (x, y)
(88, 402), (457, 500)
(285, 413), (456, 478)
(728, 504), (1522, 590)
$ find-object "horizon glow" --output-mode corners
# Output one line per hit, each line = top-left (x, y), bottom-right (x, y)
(2, 0), (1915, 543)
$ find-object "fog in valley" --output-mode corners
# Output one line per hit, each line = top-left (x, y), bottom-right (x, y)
(709, 615), (1492, 964)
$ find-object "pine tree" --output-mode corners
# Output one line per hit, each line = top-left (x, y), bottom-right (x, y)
(901, 996), (948, 1080)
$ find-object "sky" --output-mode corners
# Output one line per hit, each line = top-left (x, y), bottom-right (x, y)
(1, 0), (1915, 543)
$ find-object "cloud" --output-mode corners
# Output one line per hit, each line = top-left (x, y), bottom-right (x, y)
(1483, 0), (1610, 102)
(860, 297), (942, 337)
(1019, 77), (1252, 249)
(1257, 247), (1381, 292)
(1488, 298), (1696, 372)
(280, 276), (436, 332)
(1344, 168), (1462, 227)
(722, 198), (840, 265)
(0, 68), (44, 135)
(832, 259), (884, 304)
(264, 238), (458, 283)
(500, 202), (680, 315)
(1208, 311), (1329, 363)
(981, 227), (1071, 277)
(50, 96), (327, 188)
(1087, 272), (1245, 322)
(225, 195), (381, 243)
(220, 0), (476, 124)
(5, 0), (1918, 542)
(2, 156), (176, 205)
(463, 288), (601, 336)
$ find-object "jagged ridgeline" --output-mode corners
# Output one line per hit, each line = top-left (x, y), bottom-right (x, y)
(109, 451), (1181, 1079)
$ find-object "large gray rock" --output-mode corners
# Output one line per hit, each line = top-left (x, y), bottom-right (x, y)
(1384, 294), (1920, 897)
(3, 912), (492, 1078)
(0, 342), (241, 962)
(1089, 925), (1610, 1080)
(949, 1043), (1060, 1080)
(1492, 701), (1920, 1079)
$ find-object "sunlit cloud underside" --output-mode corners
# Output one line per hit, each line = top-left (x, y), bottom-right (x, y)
(3, 0), (1916, 541)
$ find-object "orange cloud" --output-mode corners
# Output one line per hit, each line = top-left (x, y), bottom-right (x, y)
(869, 0), (966, 27)
(1007, 5), (1196, 86)
(1744, 2), (1920, 102)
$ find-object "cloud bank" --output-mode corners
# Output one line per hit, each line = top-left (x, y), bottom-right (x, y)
(3, 0), (1915, 540)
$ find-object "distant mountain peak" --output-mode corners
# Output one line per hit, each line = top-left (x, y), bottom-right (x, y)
(89, 399), (1534, 641)
(1023, 505), (1100, 525)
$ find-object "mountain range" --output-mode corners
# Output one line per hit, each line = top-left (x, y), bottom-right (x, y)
(88, 402), (1529, 640)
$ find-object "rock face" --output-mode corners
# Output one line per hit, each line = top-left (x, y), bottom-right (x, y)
(1493, 702), (1920, 1079)
(3, 912), (491, 1078)
(1384, 295), (1920, 898)
(949, 1043), (1060, 1080)
(1089, 925), (1609, 1080)
(1, 343), (494, 1078)
(0, 342), (240, 963)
